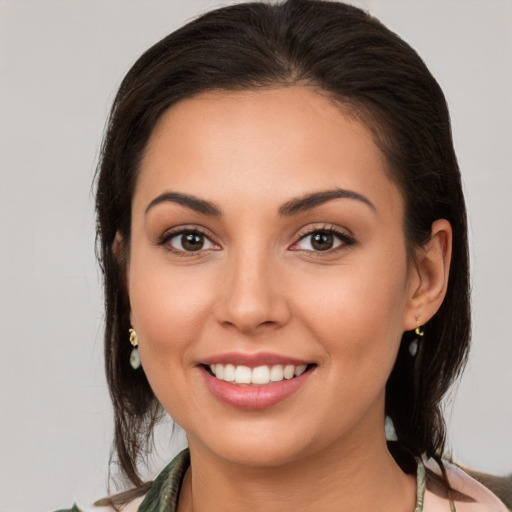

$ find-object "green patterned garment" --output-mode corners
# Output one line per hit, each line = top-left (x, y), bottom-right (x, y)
(57, 448), (427, 512)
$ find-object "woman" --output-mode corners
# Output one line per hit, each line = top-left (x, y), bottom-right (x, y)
(59, 0), (509, 510)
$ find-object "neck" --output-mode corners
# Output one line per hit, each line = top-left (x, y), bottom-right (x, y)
(178, 432), (416, 512)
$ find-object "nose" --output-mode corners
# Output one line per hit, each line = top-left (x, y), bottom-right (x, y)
(214, 248), (291, 336)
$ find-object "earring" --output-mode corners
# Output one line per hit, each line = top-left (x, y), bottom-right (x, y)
(128, 328), (141, 370)
(415, 325), (425, 337)
(409, 323), (424, 357)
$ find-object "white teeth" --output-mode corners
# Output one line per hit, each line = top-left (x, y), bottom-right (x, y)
(224, 363), (235, 382)
(294, 365), (307, 377)
(215, 364), (224, 380)
(252, 365), (270, 384)
(269, 364), (284, 382)
(209, 363), (309, 384)
(283, 365), (295, 380)
(234, 365), (252, 384)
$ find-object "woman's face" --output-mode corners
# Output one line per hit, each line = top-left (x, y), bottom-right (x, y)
(128, 86), (419, 467)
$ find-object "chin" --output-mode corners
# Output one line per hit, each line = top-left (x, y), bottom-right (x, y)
(209, 438), (312, 468)
(184, 413), (345, 469)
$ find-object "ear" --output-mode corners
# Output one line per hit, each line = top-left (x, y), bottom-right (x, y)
(112, 231), (124, 263)
(403, 219), (452, 331)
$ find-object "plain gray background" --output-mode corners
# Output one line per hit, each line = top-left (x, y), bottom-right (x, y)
(0, 1), (511, 511)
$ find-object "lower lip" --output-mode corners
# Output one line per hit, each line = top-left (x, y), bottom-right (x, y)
(200, 367), (312, 409)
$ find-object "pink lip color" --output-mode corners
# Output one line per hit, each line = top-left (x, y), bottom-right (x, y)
(202, 351), (310, 368)
(200, 366), (312, 409)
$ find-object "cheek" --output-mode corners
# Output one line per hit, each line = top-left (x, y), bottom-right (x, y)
(292, 250), (409, 374)
(128, 250), (216, 371)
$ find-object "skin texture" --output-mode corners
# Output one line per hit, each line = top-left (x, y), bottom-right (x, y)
(126, 86), (452, 512)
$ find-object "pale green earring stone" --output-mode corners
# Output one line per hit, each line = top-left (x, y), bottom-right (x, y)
(130, 347), (141, 370)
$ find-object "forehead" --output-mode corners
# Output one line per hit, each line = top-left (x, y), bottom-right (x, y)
(136, 86), (403, 218)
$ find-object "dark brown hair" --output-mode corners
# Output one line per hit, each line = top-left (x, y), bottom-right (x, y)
(95, 0), (470, 488)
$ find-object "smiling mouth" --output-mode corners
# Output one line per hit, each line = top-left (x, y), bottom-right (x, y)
(205, 363), (314, 385)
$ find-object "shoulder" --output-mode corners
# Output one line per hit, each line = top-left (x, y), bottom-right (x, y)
(423, 460), (509, 512)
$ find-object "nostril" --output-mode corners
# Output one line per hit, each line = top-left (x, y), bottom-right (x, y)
(257, 320), (276, 327)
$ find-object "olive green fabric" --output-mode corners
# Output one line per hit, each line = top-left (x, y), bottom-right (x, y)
(137, 449), (190, 512)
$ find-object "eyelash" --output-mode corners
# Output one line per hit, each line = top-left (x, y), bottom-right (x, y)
(156, 225), (355, 256)
(291, 226), (355, 253)
(157, 227), (218, 257)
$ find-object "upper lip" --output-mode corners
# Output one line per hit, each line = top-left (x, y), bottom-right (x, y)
(200, 352), (312, 368)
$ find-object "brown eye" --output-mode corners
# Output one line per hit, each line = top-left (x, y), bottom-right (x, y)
(168, 231), (216, 252)
(293, 229), (351, 252)
(311, 232), (334, 251)
(181, 233), (204, 251)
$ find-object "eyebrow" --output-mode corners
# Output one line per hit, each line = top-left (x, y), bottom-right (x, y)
(145, 191), (222, 217)
(279, 188), (376, 216)
(145, 187), (375, 218)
